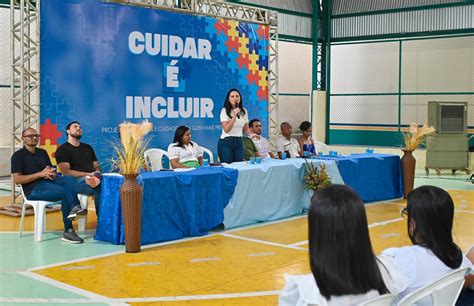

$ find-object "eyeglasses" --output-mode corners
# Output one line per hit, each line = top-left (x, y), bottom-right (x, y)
(23, 134), (40, 139)
(400, 207), (408, 219)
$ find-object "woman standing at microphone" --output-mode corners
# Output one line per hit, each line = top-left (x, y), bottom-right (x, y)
(218, 88), (252, 163)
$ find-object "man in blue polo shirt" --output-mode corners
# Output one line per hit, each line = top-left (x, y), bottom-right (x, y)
(11, 128), (87, 244)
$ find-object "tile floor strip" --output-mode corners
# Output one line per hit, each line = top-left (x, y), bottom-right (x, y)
(0, 298), (111, 304)
(117, 290), (281, 302)
(18, 271), (127, 305)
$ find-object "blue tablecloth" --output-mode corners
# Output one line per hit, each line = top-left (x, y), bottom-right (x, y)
(95, 167), (238, 245)
(223, 158), (344, 228)
(317, 153), (403, 202)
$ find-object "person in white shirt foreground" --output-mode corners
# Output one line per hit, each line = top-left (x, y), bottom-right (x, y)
(168, 126), (203, 169)
(382, 185), (474, 306)
(279, 184), (407, 306)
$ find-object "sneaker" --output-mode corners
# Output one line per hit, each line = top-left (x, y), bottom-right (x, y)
(61, 229), (84, 244)
(67, 205), (87, 220)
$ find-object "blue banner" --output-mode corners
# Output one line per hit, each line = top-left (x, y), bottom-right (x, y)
(40, 0), (269, 169)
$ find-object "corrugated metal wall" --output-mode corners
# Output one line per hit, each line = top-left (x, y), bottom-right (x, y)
(331, 0), (474, 40)
(239, 0), (313, 14)
(236, 0), (314, 40)
(332, 0), (470, 16)
(332, 3), (474, 39)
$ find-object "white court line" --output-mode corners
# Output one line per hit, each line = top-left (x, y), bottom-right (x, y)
(368, 217), (403, 228)
(456, 209), (474, 214)
(221, 214), (307, 234)
(289, 241), (308, 247)
(117, 290), (280, 302)
(220, 233), (307, 251)
(288, 217), (405, 247)
(18, 271), (127, 306)
(0, 298), (118, 304)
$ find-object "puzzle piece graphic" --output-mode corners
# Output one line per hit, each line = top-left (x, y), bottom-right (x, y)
(236, 53), (250, 69)
(227, 20), (239, 39)
(216, 35), (229, 56)
(238, 34), (250, 56)
(257, 54), (268, 71)
(248, 83), (260, 103)
(214, 19), (229, 35)
(256, 25), (268, 40)
(238, 66), (250, 89)
(248, 51), (259, 73)
(258, 68), (268, 90)
(236, 23), (251, 37)
(204, 18), (218, 38)
(227, 51), (239, 73)
(258, 38), (269, 59)
(257, 86), (268, 102)
(247, 39), (260, 54)
(225, 37), (239, 52)
(246, 69), (259, 86)
(40, 118), (63, 145)
(42, 139), (58, 165)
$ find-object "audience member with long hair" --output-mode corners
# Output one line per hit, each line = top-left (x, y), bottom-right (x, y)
(167, 126), (203, 169)
(279, 185), (407, 305)
(382, 185), (473, 305)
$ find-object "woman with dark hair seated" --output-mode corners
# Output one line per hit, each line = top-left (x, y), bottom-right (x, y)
(297, 121), (315, 157)
(167, 126), (203, 169)
(279, 185), (407, 305)
(382, 186), (473, 305)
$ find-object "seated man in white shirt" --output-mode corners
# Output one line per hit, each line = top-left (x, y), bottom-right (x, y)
(248, 119), (274, 158)
(276, 122), (300, 158)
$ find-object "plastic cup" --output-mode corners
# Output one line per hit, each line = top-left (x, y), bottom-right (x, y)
(202, 159), (209, 166)
(255, 156), (262, 164)
(281, 152), (287, 160)
(303, 151), (310, 158)
(249, 157), (256, 164)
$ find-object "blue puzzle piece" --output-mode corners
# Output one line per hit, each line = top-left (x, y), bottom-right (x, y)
(216, 36), (228, 56)
(257, 55), (268, 71)
(238, 66), (250, 90)
(227, 51), (239, 73)
(237, 23), (251, 37)
(248, 83), (259, 103)
(203, 17), (218, 38)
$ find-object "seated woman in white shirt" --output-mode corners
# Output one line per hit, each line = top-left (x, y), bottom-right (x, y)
(279, 185), (407, 306)
(167, 126), (203, 169)
(382, 185), (474, 306)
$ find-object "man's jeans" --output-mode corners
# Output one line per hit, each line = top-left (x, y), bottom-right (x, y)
(75, 177), (101, 217)
(28, 176), (80, 231)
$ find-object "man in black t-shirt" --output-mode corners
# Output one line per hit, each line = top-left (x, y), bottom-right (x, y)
(11, 128), (87, 243)
(56, 121), (102, 217)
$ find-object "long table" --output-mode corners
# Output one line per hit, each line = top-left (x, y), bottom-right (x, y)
(95, 167), (238, 245)
(318, 153), (403, 202)
(222, 158), (343, 228)
(95, 154), (402, 244)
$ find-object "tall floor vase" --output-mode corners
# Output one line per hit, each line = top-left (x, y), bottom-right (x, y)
(120, 174), (142, 253)
(401, 150), (416, 199)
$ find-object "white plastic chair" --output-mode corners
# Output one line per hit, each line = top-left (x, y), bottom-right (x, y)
(200, 146), (214, 163)
(19, 186), (61, 242)
(397, 267), (470, 306)
(144, 148), (170, 171)
(77, 194), (90, 232)
(359, 293), (395, 306)
(314, 140), (329, 155)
